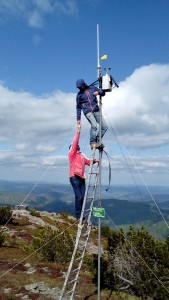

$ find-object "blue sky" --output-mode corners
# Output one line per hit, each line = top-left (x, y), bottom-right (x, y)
(0, 0), (169, 187)
(1, 0), (169, 94)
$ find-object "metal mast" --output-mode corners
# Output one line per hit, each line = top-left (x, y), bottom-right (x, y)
(94, 26), (118, 297)
(97, 23), (102, 300)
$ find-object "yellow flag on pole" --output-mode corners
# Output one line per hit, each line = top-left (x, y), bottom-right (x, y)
(101, 54), (107, 60)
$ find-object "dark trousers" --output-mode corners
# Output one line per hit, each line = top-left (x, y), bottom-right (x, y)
(70, 176), (85, 219)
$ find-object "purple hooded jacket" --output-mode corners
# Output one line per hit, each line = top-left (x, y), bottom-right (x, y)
(76, 79), (105, 121)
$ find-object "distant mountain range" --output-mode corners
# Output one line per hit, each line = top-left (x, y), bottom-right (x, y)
(0, 179), (169, 240)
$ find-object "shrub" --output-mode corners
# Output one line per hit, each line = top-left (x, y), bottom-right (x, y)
(32, 226), (74, 263)
(0, 206), (12, 225)
(0, 230), (5, 246)
(30, 208), (41, 217)
(60, 212), (69, 219)
(101, 225), (113, 238)
(92, 226), (169, 299)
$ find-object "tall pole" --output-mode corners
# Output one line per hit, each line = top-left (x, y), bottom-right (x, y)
(97, 23), (102, 300)
(97, 24), (101, 78)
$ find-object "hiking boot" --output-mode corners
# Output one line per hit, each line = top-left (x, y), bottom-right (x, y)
(96, 143), (104, 149)
(91, 143), (104, 150)
(90, 143), (96, 150)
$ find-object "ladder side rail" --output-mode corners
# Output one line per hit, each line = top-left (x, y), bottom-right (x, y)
(68, 156), (99, 298)
(60, 214), (92, 299)
(59, 168), (95, 300)
(59, 149), (96, 299)
(86, 162), (100, 224)
(66, 161), (98, 289)
(78, 148), (96, 225)
(69, 226), (92, 300)
(69, 164), (100, 299)
(59, 224), (84, 299)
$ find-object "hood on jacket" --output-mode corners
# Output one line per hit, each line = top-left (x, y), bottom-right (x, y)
(76, 79), (88, 89)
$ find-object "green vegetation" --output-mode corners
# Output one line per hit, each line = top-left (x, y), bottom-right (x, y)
(0, 206), (12, 224)
(0, 230), (5, 246)
(30, 208), (41, 217)
(91, 226), (169, 300)
(32, 226), (74, 263)
(60, 211), (69, 219)
(0, 199), (169, 299)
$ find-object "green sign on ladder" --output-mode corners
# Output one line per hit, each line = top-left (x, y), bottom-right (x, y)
(93, 207), (105, 218)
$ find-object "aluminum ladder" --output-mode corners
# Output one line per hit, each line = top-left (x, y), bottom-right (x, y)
(59, 148), (99, 299)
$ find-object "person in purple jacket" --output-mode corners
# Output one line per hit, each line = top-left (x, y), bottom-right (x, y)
(76, 79), (108, 149)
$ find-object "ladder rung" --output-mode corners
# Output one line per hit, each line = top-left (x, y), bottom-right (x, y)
(68, 278), (77, 285)
(81, 235), (88, 240)
(85, 208), (91, 212)
(82, 231), (90, 237)
(78, 245), (85, 250)
(71, 267), (80, 273)
(89, 183), (96, 186)
(65, 288), (74, 296)
(75, 255), (83, 261)
(89, 172), (98, 175)
(77, 248), (85, 254)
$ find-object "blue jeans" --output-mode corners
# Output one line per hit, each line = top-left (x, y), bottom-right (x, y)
(70, 176), (86, 219)
(85, 111), (108, 144)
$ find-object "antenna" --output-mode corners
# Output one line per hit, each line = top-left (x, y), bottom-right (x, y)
(96, 24), (119, 300)
(97, 24), (101, 79)
(97, 23), (102, 300)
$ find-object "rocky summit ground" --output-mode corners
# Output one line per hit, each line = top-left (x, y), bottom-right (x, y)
(0, 209), (141, 300)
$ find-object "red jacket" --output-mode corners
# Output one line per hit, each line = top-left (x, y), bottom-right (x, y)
(68, 131), (90, 178)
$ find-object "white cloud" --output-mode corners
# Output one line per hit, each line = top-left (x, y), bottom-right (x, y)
(35, 144), (56, 152)
(0, 0), (27, 15)
(104, 64), (169, 149)
(0, 0), (78, 28)
(15, 143), (28, 150)
(0, 63), (169, 184)
(34, 0), (56, 13)
(0, 87), (77, 160)
(28, 10), (43, 28)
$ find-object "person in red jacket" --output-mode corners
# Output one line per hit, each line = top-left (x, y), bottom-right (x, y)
(68, 125), (97, 220)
